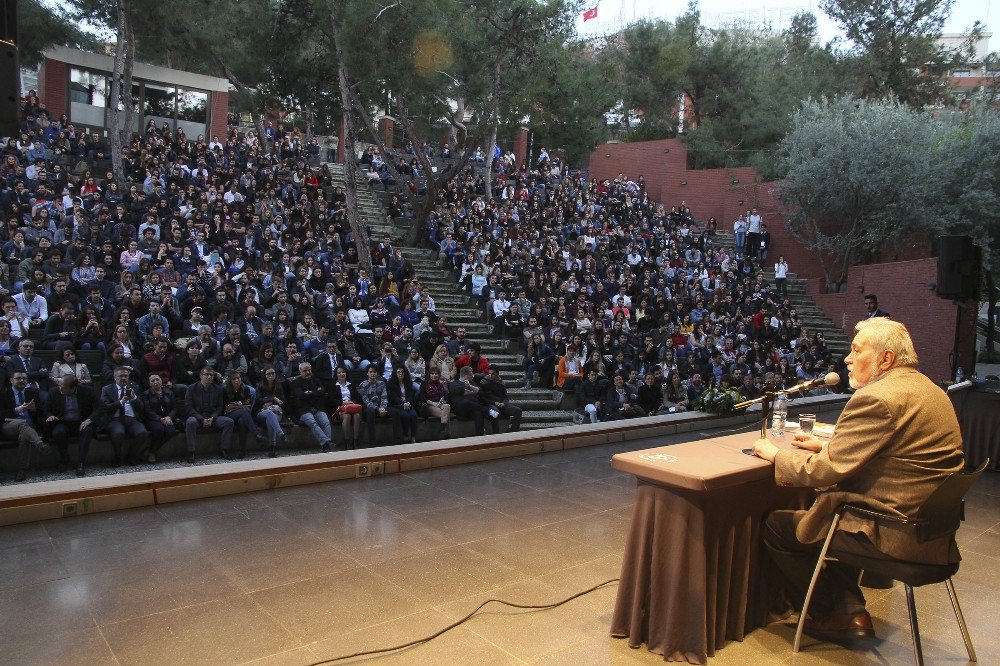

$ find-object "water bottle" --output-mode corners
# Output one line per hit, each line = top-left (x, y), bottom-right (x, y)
(771, 393), (788, 438)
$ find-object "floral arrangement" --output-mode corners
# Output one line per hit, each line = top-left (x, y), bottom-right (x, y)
(692, 386), (742, 415)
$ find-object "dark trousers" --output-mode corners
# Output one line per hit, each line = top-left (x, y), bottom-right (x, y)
(451, 397), (486, 436)
(488, 404), (522, 433)
(396, 407), (419, 440)
(145, 417), (179, 453)
(51, 421), (95, 465)
(105, 416), (150, 463)
(185, 416), (234, 454)
(227, 407), (259, 453)
(746, 232), (760, 259)
(364, 407), (401, 445)
(763, 509), (886, 617)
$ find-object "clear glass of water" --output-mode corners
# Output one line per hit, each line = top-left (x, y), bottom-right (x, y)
(799, 414), (816, 435)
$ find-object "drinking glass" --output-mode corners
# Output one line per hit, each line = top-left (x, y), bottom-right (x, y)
(799, 413), (816, 435)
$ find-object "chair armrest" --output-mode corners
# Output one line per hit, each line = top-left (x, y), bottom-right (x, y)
(838, 503), (925, 527)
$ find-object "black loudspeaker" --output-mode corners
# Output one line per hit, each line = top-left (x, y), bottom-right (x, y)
(936, 235), (981, 301)
(0, 39), (18, 137)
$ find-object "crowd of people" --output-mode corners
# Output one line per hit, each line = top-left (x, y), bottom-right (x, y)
(0, 93), (529, 482)
(419, 148), (840, 424)
(0, 90), (840, 483)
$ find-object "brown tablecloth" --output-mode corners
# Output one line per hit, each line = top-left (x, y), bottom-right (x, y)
(951, 389), (1000, 471)
(610, 432), (811, 663)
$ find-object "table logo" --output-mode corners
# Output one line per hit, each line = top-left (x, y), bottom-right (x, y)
(640, 453), (679, 463)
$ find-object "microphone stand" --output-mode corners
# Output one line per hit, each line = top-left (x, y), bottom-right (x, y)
(734, 387), (777, 438)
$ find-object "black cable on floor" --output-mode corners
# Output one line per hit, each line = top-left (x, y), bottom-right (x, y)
(305, 578), (621, 664)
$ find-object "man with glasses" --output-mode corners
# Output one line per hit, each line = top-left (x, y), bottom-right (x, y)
(0, 370), (46, 481)
(288, 362), (334, 451)
(184, 367), (235, 462)
(100, 367), (150, 467)
(45, 374), (98, 476)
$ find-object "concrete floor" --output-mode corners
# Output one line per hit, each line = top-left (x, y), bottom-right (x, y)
(1, 426), (997, 665)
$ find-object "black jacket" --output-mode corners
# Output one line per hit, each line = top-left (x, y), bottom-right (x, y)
(288, 375), (328, 417)
(45, 384), (99, 426)
(143, 387), (181, 421)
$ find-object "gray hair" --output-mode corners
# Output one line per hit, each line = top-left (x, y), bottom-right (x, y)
(854, 318), (918, 368)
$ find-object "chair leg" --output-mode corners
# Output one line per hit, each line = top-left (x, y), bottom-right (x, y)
(794, 514), (841, 653)
(904, 584), (924, 666)
(945, 578), (977, 662)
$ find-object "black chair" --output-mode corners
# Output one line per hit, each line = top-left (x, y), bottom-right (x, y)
(793, 459), (988, 665)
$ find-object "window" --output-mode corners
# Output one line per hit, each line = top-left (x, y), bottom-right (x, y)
(952, 70), (972, 77)
(176, 89), (208, 124)
(69, 69), (107, 106)
(143, 84), (174, 121)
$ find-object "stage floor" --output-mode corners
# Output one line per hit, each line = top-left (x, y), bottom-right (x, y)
(2, 426), (998, 665)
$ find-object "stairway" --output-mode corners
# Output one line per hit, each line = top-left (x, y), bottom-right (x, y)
(323, 164), (578, 430)
(709, 231), (851, 357)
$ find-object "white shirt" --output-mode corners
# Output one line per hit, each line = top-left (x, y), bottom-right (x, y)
(748, 214), (762, 233)
(774, 262), (788, 279)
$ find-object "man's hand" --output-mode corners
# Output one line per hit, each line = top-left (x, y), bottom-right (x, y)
(81, 419), (91, 431)
(46, 415), (57, 422)
(25, 399), (36, 412)
(792, 434), (824, 453)
(203, 417), (214, 428)
(752, 438), (780, 462)
(160, 417), (172, 426)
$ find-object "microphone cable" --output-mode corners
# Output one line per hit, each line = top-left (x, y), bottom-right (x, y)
(304, 578), (620, 664)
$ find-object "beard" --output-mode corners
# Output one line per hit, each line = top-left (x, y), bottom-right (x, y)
(849, 359), (884, 390)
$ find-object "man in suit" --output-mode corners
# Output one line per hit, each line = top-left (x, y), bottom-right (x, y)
(45, 374), (98, 477)
(100, 367), (150, 467)
(312, 338), (344, 391)
(184, 367), (234, 462)
(0, 370), (46, 481)
(3, 339), (49, 390)
(753, 318), (964, 642)
(863, 293), (890, 319)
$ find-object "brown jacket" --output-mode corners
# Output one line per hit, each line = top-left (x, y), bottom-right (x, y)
(773, 366), (964, 564)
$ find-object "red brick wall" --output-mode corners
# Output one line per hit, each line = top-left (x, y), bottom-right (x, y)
(513, 127), (529, 166)
(38, 58), (67, 119)
(588, 140), (976, 381)
(208, 91), (228, 141)
(589, 139), (829, 282)
(807, 259), (976, 382)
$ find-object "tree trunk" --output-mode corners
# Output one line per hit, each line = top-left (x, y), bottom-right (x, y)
(484, 121), (497, 201)
(986, 271), (997, 362)
(331, 7), (373, 278)
(108, 0), (128, 188)
(121, 16), (136, 149)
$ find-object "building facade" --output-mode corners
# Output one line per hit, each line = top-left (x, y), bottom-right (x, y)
(36, 46), (229, 141)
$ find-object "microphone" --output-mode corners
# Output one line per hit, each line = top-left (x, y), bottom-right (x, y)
(781, 372), (840, 395)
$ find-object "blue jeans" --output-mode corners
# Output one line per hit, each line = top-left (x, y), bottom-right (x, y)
(299, 409), (332, 447)
(345, 359), (371, 370)
(256, 408), (285, 446)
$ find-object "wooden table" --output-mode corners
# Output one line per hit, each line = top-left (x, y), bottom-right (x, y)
(610, 430), (810, 663)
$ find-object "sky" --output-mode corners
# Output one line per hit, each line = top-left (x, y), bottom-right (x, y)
(575, 0), (993, 47)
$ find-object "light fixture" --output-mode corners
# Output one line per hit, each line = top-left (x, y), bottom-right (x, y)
(663, 148), (670, 153)
(680, 180), (687, 185)
(731, 178), (739, 185)
(605, 153), (611, 158)
(737, 199), (744, 206)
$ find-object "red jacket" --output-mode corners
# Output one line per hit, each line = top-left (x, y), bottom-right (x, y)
(455, 353), (490, 375)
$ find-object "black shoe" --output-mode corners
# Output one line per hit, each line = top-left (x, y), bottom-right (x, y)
(236, 449), (246, 460)
(112, 457), (122, 468)
(277, 434), (287, 449)
(221, 450), (232, 460)
(269, 446), (277, 458)
(14, 469), (27, 482)
(75, 464), (85, 477)
(320, 442), (331, 453)
(186, 453), (196, 464)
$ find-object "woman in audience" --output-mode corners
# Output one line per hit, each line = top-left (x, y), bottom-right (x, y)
(387, 366), (420, 444)
(329, 366), (362, 450)
(254, 365), (286, 457)
(223, 371), (261, 458)
(418, 366), (451, 439)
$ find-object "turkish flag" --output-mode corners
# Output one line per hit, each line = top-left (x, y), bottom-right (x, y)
(583, 6), (598, 21)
